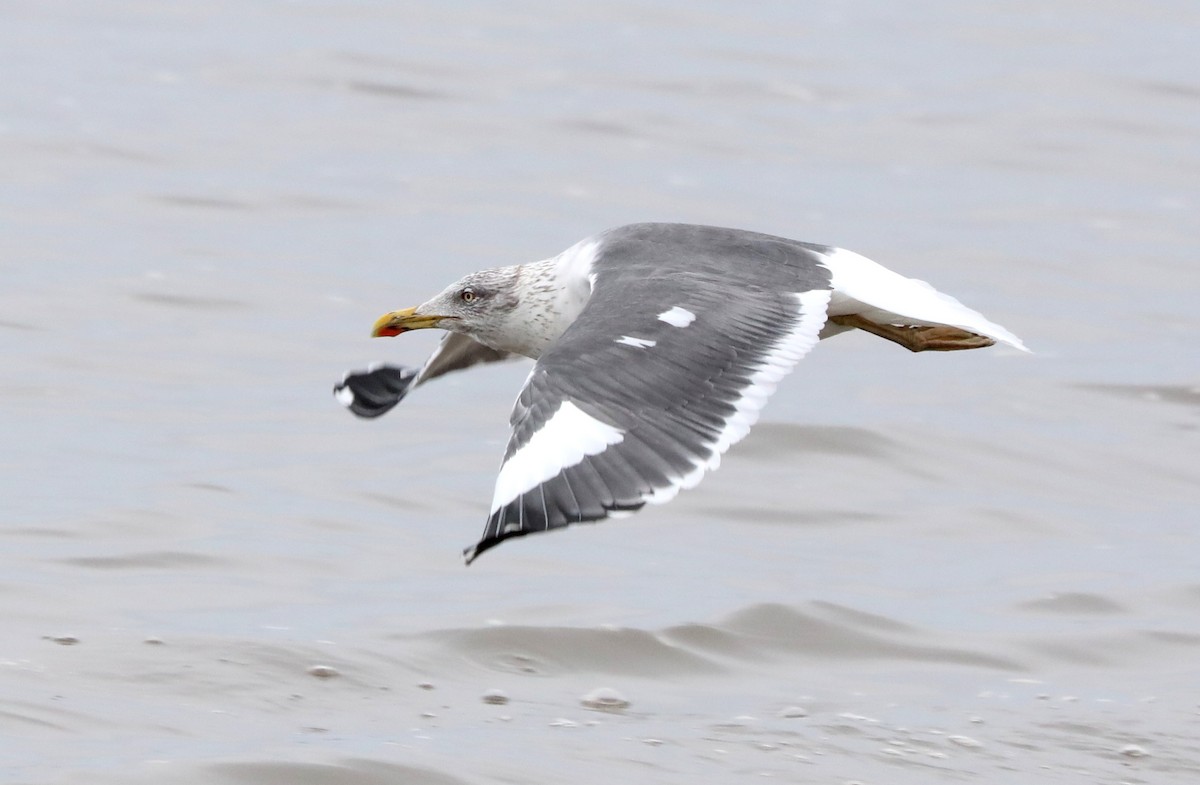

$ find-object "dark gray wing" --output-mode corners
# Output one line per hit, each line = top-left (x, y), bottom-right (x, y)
(466, 223), (835, 562)
(335, 332), (516, 419)
(334, 364), (418, 419)
(413, 331), (516, 384)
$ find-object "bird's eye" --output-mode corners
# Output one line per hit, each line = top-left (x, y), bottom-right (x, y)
(460, 288), (477, 303)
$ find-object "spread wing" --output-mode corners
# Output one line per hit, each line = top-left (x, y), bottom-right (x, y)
(335, 333), (516, 419)
(466, 227), (835, 561)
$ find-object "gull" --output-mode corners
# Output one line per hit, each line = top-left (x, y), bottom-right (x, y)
(335, 223), (1026, 562)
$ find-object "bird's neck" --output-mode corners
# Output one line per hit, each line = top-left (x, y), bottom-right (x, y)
(481, 251), (595, 359)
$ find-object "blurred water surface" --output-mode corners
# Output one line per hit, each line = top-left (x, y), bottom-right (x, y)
(2, 1), (1198, 783)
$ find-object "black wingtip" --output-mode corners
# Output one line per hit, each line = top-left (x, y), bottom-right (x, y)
(462, 529), (530, 566)
(334, 364), (419, 419)
(463, 499), (648, 564)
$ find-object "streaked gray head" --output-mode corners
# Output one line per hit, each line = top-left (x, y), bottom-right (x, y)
(415, 266), (521, 336)
(372, 258), (577, 358)
(371, 265), (527, 349)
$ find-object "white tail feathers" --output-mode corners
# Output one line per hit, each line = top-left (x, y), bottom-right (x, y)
(819, 247), (1028, 352)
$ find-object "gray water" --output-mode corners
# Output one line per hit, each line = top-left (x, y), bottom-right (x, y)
(3, 1), (1199, 783)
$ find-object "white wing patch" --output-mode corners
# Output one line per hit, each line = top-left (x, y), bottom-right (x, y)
(820, 247), (1028, 351)
(657, 306), (696, 327)
(642, 289), (832, 506)
(491, 400), (624, 513)
(615, 335), (657, 349)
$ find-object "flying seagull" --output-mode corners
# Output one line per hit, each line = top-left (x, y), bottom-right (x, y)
(335, 223), (1026, 563)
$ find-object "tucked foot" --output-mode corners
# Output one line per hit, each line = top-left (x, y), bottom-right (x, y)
(830, 314), (996, 352)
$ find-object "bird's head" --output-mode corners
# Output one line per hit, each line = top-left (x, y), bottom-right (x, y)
(372, 267), (520, 340)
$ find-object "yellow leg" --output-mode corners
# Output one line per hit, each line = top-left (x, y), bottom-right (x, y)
(829, 314), (995, 353)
